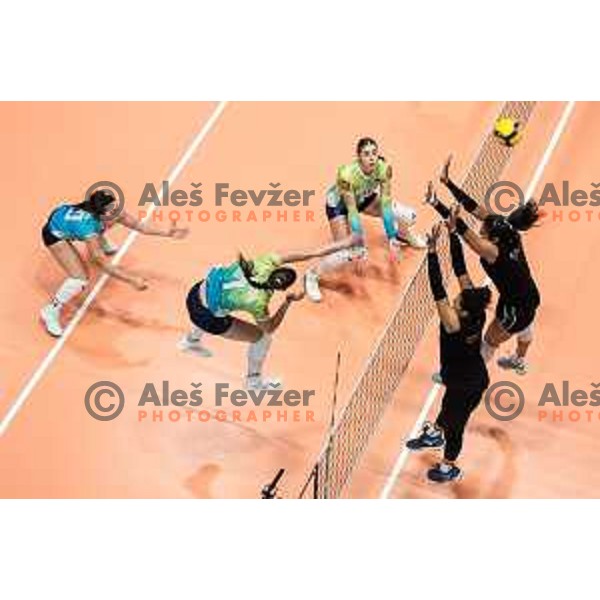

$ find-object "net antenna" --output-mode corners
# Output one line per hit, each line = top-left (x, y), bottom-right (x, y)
(324, 350), (342, 499)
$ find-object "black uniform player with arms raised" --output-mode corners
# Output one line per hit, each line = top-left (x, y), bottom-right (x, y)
(425, 156), (541, 375)
(406, 222), (491, 483)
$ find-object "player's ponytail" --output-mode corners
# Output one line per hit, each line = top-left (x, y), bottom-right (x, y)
(238, 253), (266, 289)
(238, 253), (296, 292)
(507, 200), (541, 232)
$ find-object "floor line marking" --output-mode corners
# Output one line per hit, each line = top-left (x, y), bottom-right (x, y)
(0, 101), (228, 437)
(379, 101), (576, 499)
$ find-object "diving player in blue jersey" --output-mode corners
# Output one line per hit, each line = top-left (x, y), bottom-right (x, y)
(40, 189), (188, 337)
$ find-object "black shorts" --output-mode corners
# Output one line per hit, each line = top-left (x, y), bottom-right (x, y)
(41, 223), (62, 247)
(186, 281), (233, 336)
(496, 296), (539, 334)
(325, 192), (378, 221)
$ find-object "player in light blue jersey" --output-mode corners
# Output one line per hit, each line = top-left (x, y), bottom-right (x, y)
(40, 189), (187, 337)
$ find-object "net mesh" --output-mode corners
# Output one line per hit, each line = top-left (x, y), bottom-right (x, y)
(299, 101), (537, 499)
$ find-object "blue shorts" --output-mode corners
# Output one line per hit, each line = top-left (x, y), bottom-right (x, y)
(41, 223), (62, 246)
(325, 191), (378, 221)
(186, 281), (233, 336)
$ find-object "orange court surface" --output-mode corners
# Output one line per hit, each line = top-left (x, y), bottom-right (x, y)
(1, 101), (598, 499)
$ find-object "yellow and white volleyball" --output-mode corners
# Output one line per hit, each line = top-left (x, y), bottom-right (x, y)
(494, 117), (523, 146)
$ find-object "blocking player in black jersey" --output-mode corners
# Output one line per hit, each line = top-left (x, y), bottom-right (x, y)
(406, 222), (491, 483)
(425, 156), (541, 375)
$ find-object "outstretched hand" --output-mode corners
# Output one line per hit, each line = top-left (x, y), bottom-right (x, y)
(168, 219), (189, 239)
(446, 203), (462, 233)
(424, 180), (435, 206)
(388, 237), (403, 262)
(132, 276), (149, 291)
(350, 244), (369, 275)
(440, 155), (452, 185)
(426, 222), (444, 252)
(286, 289), (305, 303)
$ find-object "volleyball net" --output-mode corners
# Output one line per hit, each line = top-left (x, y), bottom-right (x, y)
(299, 101), (537, 499)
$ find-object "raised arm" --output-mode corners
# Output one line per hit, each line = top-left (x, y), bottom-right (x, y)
(427, 223), (461, 334)
(446, 220), (474, 291)
(441, 155), (489, 221)
(448, 204), (499, 263)
(425, 181), (451, 219)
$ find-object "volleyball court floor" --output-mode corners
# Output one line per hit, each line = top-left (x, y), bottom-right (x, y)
(1, 101), (596, 498)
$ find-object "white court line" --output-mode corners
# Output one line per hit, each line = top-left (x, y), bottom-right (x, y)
(379, 101), (577, 499)
(299, 103), (506, 489)
(0, 101), (228, 437)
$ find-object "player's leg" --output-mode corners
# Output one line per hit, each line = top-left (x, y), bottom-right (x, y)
(178, 323), (213, 357)
(497, 312), (537, 375)
(362, 197), (426, 248)
(393, 202), (426, 248)
(429, 386), (463, 482)
(181, 281), (278, 389)
(481, 316), (513, 365)
(179, 280), (221, 357)
(515, 324), (534, 360)
(304, 197), (360, 302)
(484, 297), (538, 372)
(222, 319), (280, 389)
(41, 234), (89, 337)
(429, 382), (484, 482)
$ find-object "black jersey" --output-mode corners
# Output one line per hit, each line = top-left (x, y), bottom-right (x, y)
(439, 318), (488, 387)
(480, 234), (540, 306)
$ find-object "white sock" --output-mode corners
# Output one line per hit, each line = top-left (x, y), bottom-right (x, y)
(481, 340), (497, 363)
(186, 325), (204, 344)
(247, 333), (272, 379)
(52, 277), (87, 307)
(392, 202), (417, 227)
(315, 249), (354, 275)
